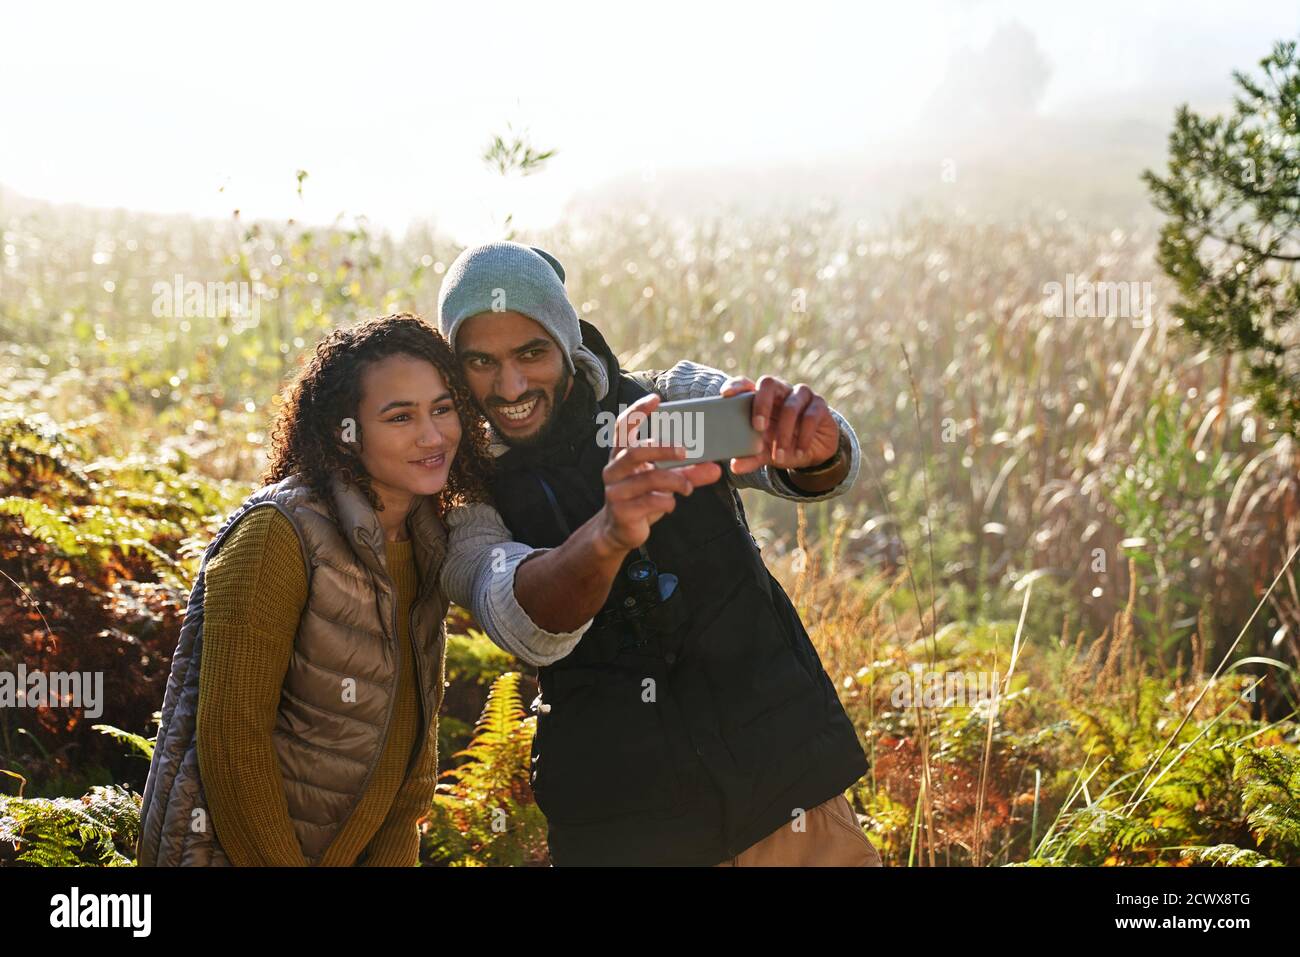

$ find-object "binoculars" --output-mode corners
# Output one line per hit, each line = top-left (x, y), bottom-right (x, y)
(598, 556), (689, 654)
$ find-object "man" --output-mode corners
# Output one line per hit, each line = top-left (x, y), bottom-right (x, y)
(437, 241), (880, 866)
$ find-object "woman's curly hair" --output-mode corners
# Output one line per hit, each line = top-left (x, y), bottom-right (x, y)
(261, 313), (493, 524)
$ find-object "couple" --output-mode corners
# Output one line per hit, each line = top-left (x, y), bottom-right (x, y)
(137, 241), (881, 867)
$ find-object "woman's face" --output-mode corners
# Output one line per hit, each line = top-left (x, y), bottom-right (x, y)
(350, 353), (462, 504)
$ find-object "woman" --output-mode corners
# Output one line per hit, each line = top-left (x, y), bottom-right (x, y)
(137, 313), (492, 866)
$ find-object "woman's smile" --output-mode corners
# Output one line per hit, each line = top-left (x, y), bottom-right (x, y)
(408, 451), (447, 471)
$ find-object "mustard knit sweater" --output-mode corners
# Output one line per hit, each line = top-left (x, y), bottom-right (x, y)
(194, 506), (437, 866)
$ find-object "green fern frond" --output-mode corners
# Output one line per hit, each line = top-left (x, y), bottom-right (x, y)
(426, 671), (547, 865)
(0, 785), (140, 867)
(0, 497), (84, 556)
(1179, 843), (1284, 867)
(449, 671), (530, 791)
(1234, 746), (1300, 853)
(92, 724), (155, 761)
(0, 415), (93, 493)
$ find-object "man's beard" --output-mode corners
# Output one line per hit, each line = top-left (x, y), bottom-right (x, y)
(491, 362), (573, 450)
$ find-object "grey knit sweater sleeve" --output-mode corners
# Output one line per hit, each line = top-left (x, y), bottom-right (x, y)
(651, 360), (862, 503)
(439, 360), (860, 668)
(440, 502), (592, 667)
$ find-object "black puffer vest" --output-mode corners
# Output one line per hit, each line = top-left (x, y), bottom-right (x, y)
(489, 321), (868, 865)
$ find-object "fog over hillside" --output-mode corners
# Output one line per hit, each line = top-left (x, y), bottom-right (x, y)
(3, 7), (1295, 239)
(569, 22), (1241, 228)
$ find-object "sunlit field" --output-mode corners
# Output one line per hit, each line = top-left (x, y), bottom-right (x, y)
(2, 189), (1298, 866)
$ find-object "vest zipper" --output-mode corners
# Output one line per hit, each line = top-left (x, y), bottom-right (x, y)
(406, 598), (427, 777)
(333, 549), (403, 849)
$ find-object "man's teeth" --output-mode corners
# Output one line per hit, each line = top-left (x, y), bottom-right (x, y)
(499, 398), (538, 421)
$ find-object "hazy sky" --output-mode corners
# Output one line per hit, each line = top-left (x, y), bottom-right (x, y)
(3, 0), (1297, 240)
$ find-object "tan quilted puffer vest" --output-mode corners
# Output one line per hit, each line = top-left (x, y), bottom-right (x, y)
(137, 471), (449, 866)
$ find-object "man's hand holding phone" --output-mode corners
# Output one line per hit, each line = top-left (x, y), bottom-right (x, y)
(595, 393), (722, 555)
(719, 374), (843, 476)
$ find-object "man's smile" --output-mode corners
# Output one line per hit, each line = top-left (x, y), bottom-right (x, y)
(492, 395), (543, 429)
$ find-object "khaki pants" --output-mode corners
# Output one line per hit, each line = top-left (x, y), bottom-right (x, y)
(714, 794), (884, 866)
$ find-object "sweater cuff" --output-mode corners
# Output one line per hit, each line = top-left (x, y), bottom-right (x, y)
(483, 545), (592, 666)
(761, 407), (861, 503)
(441, 504), (592, 668)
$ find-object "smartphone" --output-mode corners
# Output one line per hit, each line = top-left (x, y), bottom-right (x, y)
(633, 393), (765, 469)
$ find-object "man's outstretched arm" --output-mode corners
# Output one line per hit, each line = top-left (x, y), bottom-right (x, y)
(441, 393), (722, 663)
(441, 502), (595, 667)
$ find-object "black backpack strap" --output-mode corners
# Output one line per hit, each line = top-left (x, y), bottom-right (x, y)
(532, 472), (573, 538)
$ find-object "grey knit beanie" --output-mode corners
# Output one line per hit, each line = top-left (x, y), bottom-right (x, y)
(437, 241), (610, 398)
(437, 242), (576, 368)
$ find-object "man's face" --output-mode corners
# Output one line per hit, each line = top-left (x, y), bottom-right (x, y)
(456, 310), (573, 448)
